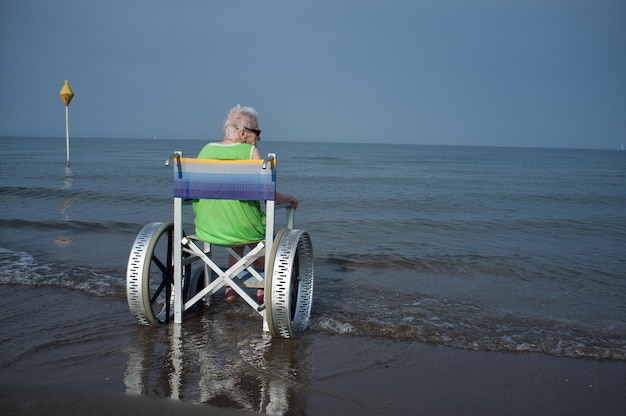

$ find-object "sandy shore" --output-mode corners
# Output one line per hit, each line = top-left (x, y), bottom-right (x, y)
(1, 286), (625, 415)
(2, 335), (625, 415)
(0, 384), (257, 416)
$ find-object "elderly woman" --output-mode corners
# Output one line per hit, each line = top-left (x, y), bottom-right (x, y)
(193, 105), (298, 301)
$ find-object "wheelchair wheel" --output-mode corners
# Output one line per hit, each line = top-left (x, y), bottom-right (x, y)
(266, 229), (314, 339)
(185, 266), (212, 310)
(127, 222), (189, 326)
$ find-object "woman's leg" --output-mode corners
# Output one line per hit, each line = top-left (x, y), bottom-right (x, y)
(226, 245), (264, 303)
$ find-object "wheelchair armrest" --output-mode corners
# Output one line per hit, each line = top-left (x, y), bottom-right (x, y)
(275, 203), (295, 230)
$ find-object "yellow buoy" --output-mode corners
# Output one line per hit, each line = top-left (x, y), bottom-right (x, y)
(59, 80), (74, 106)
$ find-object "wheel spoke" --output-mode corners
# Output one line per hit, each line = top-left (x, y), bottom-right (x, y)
(151, 254), (168, 275)
(150, 274), (169, 304)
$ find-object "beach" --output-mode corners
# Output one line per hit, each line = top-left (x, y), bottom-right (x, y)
(1, 285), (625, 416)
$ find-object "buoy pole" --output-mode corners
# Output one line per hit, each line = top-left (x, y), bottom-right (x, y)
(65, 104), (70, 166)
(59, 80), (75, 167)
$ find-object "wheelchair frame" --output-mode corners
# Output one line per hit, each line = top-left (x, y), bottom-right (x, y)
(126, 151), (314, 338)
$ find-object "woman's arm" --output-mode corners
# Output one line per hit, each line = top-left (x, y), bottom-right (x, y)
(252, 146), (298, 208)
(276, 191), (298, 209)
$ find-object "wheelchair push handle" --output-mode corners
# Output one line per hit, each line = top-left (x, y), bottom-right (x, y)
(165, 151), (183, 166)
(262, 153), (276, 169)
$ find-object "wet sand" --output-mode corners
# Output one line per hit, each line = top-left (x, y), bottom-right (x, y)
(2, 341), (625, 415)
(1, 286), (625, 415)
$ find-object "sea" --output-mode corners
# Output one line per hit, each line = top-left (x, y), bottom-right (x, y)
(1, 136), (625, 362)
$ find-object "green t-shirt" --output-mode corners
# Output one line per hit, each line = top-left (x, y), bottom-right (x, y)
(192, 143), (266, 245)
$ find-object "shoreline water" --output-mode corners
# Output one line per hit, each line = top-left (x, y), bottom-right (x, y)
(1, 137), (625, 360)
(2, 137), (625, 413)
(1, 285), (625, 415)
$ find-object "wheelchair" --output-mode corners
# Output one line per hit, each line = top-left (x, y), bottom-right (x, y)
(126, 151), (314, 339)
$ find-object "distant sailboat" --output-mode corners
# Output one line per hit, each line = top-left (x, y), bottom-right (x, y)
(621, 144), (625, 151)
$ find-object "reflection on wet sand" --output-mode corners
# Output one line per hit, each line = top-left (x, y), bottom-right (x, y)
(124, 312), (311, 414)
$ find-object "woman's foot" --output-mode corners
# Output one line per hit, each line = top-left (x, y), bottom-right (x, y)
(225, 287), (263, 303)
(224, 287), (237, 303)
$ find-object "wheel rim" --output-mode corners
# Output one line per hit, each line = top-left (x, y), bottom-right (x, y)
(127, 222), (175, 326)
(266, 229), (314, 338)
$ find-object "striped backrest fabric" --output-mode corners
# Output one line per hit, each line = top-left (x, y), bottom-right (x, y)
(173, 157), (276, 201)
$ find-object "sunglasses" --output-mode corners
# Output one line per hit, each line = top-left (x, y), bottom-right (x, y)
(244, 127), (262, 137)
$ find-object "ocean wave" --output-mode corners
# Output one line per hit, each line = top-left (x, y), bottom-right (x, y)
(0, 218), (147, 234)
(306, 155), (353, 163)
(0, 185), (166, 206)
(309, 281), (626, 361)
(1, 246), (624, 361)
(319, 253), (517, 276)
(0, 248), (125, 297)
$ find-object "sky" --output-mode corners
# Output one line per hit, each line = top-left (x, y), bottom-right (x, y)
(0, 0), (624, 149)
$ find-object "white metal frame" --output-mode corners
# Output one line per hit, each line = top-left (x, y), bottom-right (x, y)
(170, 152), (294, 331)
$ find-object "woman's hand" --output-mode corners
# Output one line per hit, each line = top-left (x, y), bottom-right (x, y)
(277, 192), (298, 209)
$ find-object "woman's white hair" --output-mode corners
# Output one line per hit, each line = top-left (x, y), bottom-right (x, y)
(223, 105), (259, 140)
